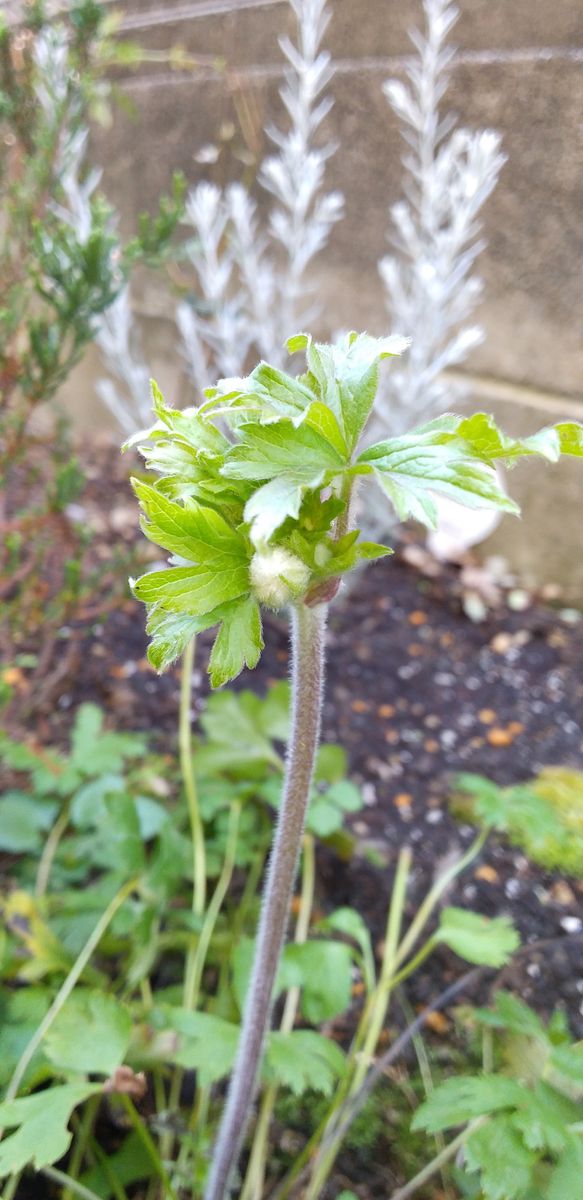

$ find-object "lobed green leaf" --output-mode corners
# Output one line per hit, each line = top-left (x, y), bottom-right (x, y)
(0, 1083), (100, 1177)
(208, 598), (264, 688)
(436, 907), (520, 967)
(412, 1075), (527, 1133)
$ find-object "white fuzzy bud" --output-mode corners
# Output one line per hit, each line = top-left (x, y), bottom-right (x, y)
(250, 547), (311, 609)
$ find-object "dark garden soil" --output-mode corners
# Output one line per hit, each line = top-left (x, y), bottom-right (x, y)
(4, 445), (583, 1198)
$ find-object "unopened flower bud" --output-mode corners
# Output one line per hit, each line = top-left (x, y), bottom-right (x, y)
(250, 547), (311, 609)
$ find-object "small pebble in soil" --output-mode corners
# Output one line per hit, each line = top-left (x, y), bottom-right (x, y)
(353, 821), (369, 836)
(475, 865), (498, 884)
(560, 916), (583, 934)
(361, 782), (377, 806)
(440, 729), (457, 749)
(550, 881), (577, 906)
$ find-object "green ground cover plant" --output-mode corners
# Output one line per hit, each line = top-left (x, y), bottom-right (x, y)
(452, 769), (583, 878)
(1, 331), (582, 1199)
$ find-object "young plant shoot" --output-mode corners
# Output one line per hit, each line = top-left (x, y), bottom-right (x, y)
(128, 331), (583, 1198)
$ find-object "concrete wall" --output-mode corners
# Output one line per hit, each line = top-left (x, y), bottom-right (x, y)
(64, 0), (583, 595)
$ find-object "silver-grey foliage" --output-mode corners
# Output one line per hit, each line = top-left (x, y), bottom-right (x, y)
(178, 0), (343, 386)
(374, 0), (506, 438)
(91, 0), (504, 529)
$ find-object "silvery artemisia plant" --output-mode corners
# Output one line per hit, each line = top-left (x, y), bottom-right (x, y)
(177, 0), (343, 386)
(375, 0), (506, 438)
(94, 0), (340, 427)
(128, 332), (583, 692)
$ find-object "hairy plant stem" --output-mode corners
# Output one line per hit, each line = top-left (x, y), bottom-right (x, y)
(241, 833), (316, 1200)
(205, 602), (327, 1200)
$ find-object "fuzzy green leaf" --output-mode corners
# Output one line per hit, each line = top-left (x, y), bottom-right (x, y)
(453, 771), (583, 879)
(265, 1030), (345, 1096)
(69, 705), (146, 775)
(203, 363), (315, 423)
(546, 1140), (583, 1200)
(244, 476), (307, 543)
(307, 780), (362, 837)
(474, 992), (547, 1039)
(196, 688), (284, 776)
(361, 413), (583, 527)
(464, 1115), (534, 1200)
(160, 1009), (239, 1086)
(44, 991), (132, 1075)
(555, 422), (583, 456)
(452, 412), (583, 464)
(513, 1082), (580, 1154)
(125, 382), (227, 455)
(132, 562), (249, 616)
(283, 940), (353, 1022)
(0, 990), (51, 1091)
(436, 907), (520, 967)
(360, 441), (517, 528)
(452, 774), (512, 829)
(0, 794), (57, 853)
(549, 1042), (583, 1087)
(132, 480), (247, 563)
(303, 400), (348, 457)
(145, 604), (233, 672)
(445, 412), (563, 464)
(412, 1075), (527, 1133)
(315, 535), (393, 579)
(0, 1083), (100, 1177)
(249, 363), (315, 417)
(222, 419), (345, 483)
(293, 331), (410, 448)
(317, 907), (376, 991)
(221, 419), (346, 542)
(208, 598), (264, 688)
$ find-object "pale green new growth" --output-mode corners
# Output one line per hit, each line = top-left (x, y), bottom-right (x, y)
(128, 332), (583, 687)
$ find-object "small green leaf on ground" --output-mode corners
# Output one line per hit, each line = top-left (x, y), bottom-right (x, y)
(412, 1075), (526, 1132)
(0, 1083), (100, 1177)
(464, 1115), (534, 1200)
(436, 907), (519, 967)
(265, 1030), (345, 1095)
(44, 991), (132, 1075)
